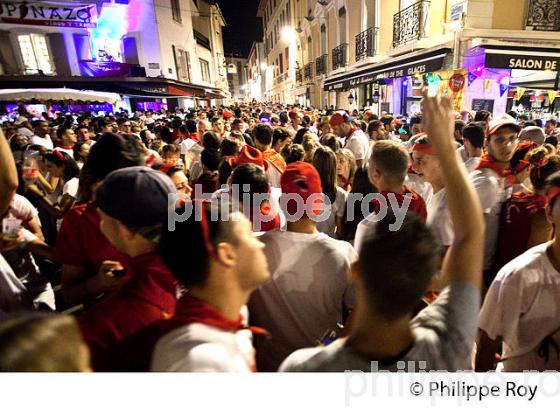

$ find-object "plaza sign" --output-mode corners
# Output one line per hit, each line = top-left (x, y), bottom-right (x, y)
(0, 2), (97, 28)
(485, 50), (560, 71)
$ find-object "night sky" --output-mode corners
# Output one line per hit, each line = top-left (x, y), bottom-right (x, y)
(218, 0), (262, 57)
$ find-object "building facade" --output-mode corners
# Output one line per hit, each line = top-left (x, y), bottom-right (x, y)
(246, 41), (267, 103)
(226, 55), (249, 103)
(0, 0), (230, 111)
(258, 0), (560, 116)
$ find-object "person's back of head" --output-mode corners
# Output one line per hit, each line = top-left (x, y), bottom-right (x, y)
(201, 148), (221, 171)
(358, 211), (439, 320)
(201, 131), (221, 151)
(0, 313), (90, 372)
(252, 123), (274, 148)
(293, 127), (308, 145)
(527, 147), (560, 191)
(312, 146), (337, 203)
(369, 140), (410, 187)
(220, 138), (241, 157)
(546, 135), (558, 147)
(321, 133), (340, 152)
(462, 123), (485, 149)
(231, 163), (270, 197)
(281, 143), (305, 164)
(474, 110), (491, 122)
(83, 132), (143, 183)
(185, 119), (197, 134)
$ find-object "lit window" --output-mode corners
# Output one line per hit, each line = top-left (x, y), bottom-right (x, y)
(18, 34), (54, 75)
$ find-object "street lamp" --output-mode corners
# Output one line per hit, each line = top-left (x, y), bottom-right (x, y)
(348, 91), (355, 105)
(281, 26), (297, 43)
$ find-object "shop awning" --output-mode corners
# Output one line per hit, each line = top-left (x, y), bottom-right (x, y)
(0, 75), (228, 100)
(0, 88), (121, 104)
(323, 47), (452, 92)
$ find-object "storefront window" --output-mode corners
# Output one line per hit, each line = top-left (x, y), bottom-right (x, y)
(17, 34), (54, 75)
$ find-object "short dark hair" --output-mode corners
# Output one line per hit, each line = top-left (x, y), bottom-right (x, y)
(474, 110), (491, 122)
(185, 119), (197, 133)
(220, 138), (240, 157)
(201, 131), (221, 150)
(201, 148), (220, 171)
(321, 133), (340, 152)
(462, 123), (485, 149)
(454, 120), (466, 134)
(231, 163), (269, 196)
(272, 128), (290, 146)
(359, 211), (439, 319)
(162, 144), (180, 156)
(546, 135), (558, 147)
(83, 133), (143, 181)
(252, 123), (274, 146)
(160, 202), (238, 288)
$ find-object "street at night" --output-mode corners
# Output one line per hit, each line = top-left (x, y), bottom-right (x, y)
(1, 0), (560, 408)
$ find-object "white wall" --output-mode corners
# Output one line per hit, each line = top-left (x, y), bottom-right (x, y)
(154, 0), (197, 81)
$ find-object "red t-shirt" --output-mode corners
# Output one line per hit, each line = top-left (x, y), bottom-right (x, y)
(373, 185), (428, 220)
(53, 201), (130, 274)
(496, 192), (546, 270)
(79, 252), (177, 371)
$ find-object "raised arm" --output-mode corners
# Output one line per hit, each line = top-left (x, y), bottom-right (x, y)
(0, 129), (18, 215)
(421, 91), (484, 290)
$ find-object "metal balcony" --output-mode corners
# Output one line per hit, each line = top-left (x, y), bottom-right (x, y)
(332, 43), (348, 70)
(526, 0), (560, 31)
(392, 0), (430, 48)
(304, 62), (313, 81)
(296, 68), (303, 83)
(315, 54), (328, 76)
(355, 27), (378, 62)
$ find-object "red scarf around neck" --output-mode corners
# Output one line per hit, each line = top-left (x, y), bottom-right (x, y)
(476, 153), (510, 178)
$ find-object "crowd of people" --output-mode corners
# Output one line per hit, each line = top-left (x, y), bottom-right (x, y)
(1, 91), (560, 372)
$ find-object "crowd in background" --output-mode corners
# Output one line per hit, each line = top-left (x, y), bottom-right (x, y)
(1, 93), (560, 372)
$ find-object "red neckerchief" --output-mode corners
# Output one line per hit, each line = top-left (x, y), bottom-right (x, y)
(188, 132), (200, 143)
(476, 153), (510, 178)
(373, 185), (427, 220)
(170, 294), (268, 336)
(57, 144), (74, 150)
(263, 149), (286, 173)
(249, 203), (281, 232)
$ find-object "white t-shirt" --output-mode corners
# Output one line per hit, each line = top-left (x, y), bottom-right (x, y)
(426, 188), (454, 248)
(480, 243), (560, 371)
(464, 156), (481, 173)
(345, 129), (370, 162)
(266, 165), (283, 189)
(405, 173), (433, 203)
(30, 134), (53, 150)
(0, 254), (31, 312)
(151, 323), (255, 372)
(180, 138), (197, 156)
(280, 281), (480, 372)
(61, 177), (79, 200)
(317, 186), (348, 237)
(8, 194), (39, 223)
(54, 146), (74, 157)
(248, 230), (358, 371)
(470, 168), (511, 271)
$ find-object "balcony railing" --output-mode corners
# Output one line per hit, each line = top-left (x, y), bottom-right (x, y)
(304, 62), (313, 81)
(393, 0), (430, 48)
(273, 71), (289, 86)
(526, 0), (560, 31)
(355, 27), (378, 62)
(332, 43), (348, 70)
(296, 68), (303, 83)
(315, 54), (328, 76)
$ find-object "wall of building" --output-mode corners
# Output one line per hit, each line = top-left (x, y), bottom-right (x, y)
(491, 0), (527, 30)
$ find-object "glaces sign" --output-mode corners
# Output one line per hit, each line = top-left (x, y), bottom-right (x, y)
(0, 2), (97, 28)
